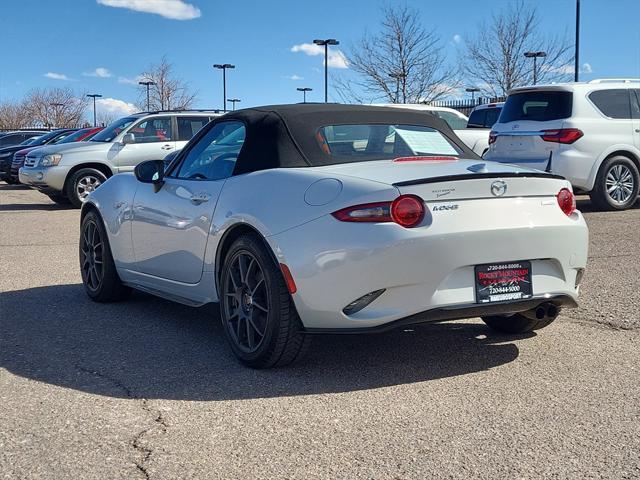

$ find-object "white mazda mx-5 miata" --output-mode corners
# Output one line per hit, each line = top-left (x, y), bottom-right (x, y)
(80, 104), (589, 368)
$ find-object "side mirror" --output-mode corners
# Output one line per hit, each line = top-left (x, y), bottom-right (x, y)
(122, 133), (135, 145)
(135, 160), (165, 191)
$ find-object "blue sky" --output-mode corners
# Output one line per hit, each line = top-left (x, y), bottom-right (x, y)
(1, 0), (639, 119)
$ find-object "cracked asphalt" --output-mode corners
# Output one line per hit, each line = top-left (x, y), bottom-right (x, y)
(1, 184), (639, 479)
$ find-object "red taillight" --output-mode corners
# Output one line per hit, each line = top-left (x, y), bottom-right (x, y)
(541, 128), (583, 144)
(557, 188), (576, 216)
(393, 156), (458, 162)
(331, 195), (426, 228)
(488, 131), (497, 144)
(390, 195), (425, 228)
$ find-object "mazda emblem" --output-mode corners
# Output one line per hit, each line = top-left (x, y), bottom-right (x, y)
(491, 180), (507, 197)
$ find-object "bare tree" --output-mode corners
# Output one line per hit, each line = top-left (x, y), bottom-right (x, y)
(22, 88), (89, 128)
(336, 5), (458, 104)
(0, 100), (29, 129)
(461, 1), (573, 96)
(137, 56), (197, 111)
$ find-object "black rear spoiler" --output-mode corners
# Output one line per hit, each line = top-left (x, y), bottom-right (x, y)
(393, 171), (565, 187)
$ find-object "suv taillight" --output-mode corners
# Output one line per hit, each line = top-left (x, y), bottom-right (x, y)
(541, 128), (583, 144)
(488, 131), (497, 144)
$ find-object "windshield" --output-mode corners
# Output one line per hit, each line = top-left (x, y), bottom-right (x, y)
(30, 130), (66, 146)
(316, 124), (462, 163)
(20, 136), (42, 146)
(90, 117), (138, 142)
(500, 91), (572, 123)
(56, 129), (93, 144)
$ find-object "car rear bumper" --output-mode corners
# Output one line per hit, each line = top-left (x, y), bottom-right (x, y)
(19, 166), (70, 192)
(268, 208), (589, 331)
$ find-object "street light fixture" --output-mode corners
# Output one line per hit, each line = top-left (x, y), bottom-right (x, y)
(138, 80), (156, 111)
(213, 64), (235, 112)
(465, 87), (480, 103)
(313, 39), (339, 103)
(297, 87), (312, 103)
(524, 51), (547, 85)
(389, 72), (407, 104)
(227, 98), (241, 110)
(86, 94), (102, 127)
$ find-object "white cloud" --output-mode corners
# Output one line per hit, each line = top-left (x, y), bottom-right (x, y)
(84, 67), (112, 78)
(284, 74), (304, 81)
(44, 72), (71, 81)
(291, 43), (349, 69)
(582, 62), (593, 74)
(118, 75), (145, 85)
(547, 62), (594, 75)
(96, 97), (138, 118)
(452, 34), (462, 44)
(96, 0), (201, 20)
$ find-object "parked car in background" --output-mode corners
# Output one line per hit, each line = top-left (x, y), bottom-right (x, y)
(9, 127), (104, 184)
(378, 104), (491, 156)
(79, 104), (588, 368)
(20, 111), (219, 206)
(485, 79), (640, 210)
(0, 130), (44, 148)
(0, 129), (76, 184)
(467, 102), (504, 129)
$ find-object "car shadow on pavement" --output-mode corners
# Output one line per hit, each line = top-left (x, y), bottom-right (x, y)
(575, 197), (640, 213)
(0, 284), (527, 401)
(0, 203), (74, 211)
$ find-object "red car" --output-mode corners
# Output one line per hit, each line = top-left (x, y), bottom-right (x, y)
(10, 127), (103, 183)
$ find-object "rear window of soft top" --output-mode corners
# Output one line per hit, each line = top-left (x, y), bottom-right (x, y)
(499, 91), (572, 123)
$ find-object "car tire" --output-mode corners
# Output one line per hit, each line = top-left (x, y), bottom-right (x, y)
(220, 233), (310, 368)
(482, 313), (556, 334)
(80, 210), (131, 302)
(66, 168), (108, 208)
(590, 155), (639, 211)
(46, 194), (70, 205)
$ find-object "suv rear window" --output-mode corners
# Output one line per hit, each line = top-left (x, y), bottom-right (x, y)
(500, 91), (572, 123)
(589, 89), (631, 119)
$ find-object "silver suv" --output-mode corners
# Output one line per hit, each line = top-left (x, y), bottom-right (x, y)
(20, 111), (219, 207)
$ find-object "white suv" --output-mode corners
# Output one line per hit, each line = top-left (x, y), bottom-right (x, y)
(20, 111), (219, 207)
(485, 80), (640, 210)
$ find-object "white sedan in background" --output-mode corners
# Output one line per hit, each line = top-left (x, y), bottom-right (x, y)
(80, 104), (589, 368)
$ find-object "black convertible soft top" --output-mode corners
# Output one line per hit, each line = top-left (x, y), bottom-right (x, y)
(212, 103), (477, 175)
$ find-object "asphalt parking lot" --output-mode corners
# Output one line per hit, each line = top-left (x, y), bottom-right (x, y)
(1, 184), (639, 480)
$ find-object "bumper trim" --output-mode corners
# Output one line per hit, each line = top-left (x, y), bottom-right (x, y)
(303, 294), (577, 334)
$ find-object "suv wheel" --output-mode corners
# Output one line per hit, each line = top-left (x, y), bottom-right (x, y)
(590, 155), (639, 211)
(66, 168), (107, 208)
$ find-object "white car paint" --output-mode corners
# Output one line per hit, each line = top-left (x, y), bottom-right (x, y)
(85, 156), (589, 331)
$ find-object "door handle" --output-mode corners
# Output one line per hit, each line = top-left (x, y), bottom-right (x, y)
(161, 144), (174, 150)
(190, 193), (211, 205)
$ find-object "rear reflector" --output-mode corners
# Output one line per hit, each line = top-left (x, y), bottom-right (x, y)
(557, 188), (576, 216)
(541, 128), (583, 144)
(279, 263), (297, 294)
(488, 131), (497, 144)
(332, 195), (426, 228)
(393, 156), (458, 162)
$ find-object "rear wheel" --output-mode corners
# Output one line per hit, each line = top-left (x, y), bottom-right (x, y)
(482, 313), (556, 334)
(220, 234), (310, 368)
(590, 155), (639, 211)
(80, 210), (131, 302)
(66, 168), (108, 208)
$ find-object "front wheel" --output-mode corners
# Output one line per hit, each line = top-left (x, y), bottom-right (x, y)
(220, 234), (310, 368)
(80, 210), (131, 302)
(66, 168), (108, 208)
(590, 156), (639, 211)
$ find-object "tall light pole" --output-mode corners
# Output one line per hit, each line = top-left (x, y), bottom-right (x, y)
(465, 87), (480, 104)
(575, 0), (581, 82)
(297, 87), (312, 103)
(49, 102), (64, 128)
(524, 51), (547, 85)
(138, 80), (156, 111)
(213, 64), (235, 112)
(313, 39), (339, 102)
(389, 72), (407, 103)
(86, 94), (102, 127)
(227, 98), (241, 110)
